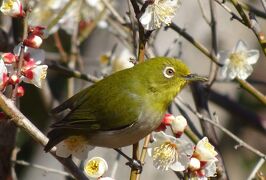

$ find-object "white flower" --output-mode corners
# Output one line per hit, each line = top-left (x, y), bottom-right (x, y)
(219, 40), (259, 80)
(148, 131), (193, 171)
(22, 65), (48, 88)
(56, 136), (94, 159)
(84, 157), (108, 178)
(170, 115), (187, 137)
(140, 0), (181, 30)
(189, 159), (217, 179)
(111, 49), (134, 73)
(194, 137), (218, 162)
(0, 0), (24, 17)
(0, 60), (8, 91)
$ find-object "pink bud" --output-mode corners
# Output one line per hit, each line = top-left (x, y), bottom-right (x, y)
(28, 26), (47, 38)
(9, 74), (19, 84)
(162, 113), (175, 126)
(170, 115), (187, 137)
(16, 86), (24, 97)
(1, 53), (16, 64)
(23, 35), (43, 48)
(189, 157), (201, 171)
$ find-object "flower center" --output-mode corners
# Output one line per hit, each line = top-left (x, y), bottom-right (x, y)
(84, 160), (100, 175)
(229, 53), (246, 69)
(2, 0), (14, 10)
(153, 141), (177, 170)
(64, 136), (87, 152)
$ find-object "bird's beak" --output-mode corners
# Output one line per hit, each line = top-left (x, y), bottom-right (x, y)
(184, 74), (208, 82)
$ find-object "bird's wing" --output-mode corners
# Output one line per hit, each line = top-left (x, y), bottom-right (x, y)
(51, 72), (143, 132)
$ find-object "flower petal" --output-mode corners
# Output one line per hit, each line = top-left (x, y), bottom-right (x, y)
(84, 157), (108, 178)
(234, 40), (248, 53)
(246, 50), (259, 64)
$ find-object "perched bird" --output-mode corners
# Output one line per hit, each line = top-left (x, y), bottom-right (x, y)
(44, 57), (206, 154)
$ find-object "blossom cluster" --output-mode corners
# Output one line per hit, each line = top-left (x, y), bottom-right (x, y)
(0, 0), (48, 97)
(149, 114), (218, 179)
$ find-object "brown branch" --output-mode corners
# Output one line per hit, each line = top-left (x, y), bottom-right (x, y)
(168, 23), (222, 66)
(0, 92), (88, 180)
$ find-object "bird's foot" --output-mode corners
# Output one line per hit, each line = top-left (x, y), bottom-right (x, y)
(126, 159), (142, 173)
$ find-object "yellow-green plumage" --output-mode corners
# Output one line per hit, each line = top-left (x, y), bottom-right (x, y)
(45, 57), (202, 151)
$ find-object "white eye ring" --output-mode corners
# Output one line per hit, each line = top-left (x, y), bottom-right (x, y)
(163, 66), (175, 78)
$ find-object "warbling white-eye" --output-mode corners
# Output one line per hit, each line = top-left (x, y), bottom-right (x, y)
(45, 57), (206, 153)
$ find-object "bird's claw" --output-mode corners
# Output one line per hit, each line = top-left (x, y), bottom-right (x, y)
(126, 159), (142, 173)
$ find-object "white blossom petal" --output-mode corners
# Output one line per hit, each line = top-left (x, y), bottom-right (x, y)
(195, 137), (218, 162)
(203, 160), (217, 177)
(246, 50), (259, 64)
(234, 40), (248, 53)
(140, 0), (180, 30)
(56, 136), (94, 159)
(149, 131), (193, 171)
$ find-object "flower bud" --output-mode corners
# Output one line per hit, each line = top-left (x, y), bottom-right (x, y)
(170, 115), (187, 137)
(23, 35), (43, 48)
(189, 157), (201, 171)
(162, 113), (175, 125)
(9, 74), (19, 84)
(28, 26), (48, 39)
(0, 0), (25, 17)
(1, 53), (16, 64)
(16, 86), (24, 97)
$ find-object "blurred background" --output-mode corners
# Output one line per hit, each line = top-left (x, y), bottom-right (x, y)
(0, 0), (265, 179)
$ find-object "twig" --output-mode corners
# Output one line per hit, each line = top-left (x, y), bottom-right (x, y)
(197, 0), (211, 25)
(167, 23), (222, 66)
(53, 32), (68, 63)
(247, 158), (265, 180)
(179, 97), (266, 159)
(130, 143), (140, 180)
(46, 60), (101, 83)
(260, 0), (266, 13)
(67, 0), (82, 98)
(236, 78), (266, 105)
(0, 92), (88, 180)
(47, 0), (75, 31)
(213, 0), (244, 24)
(240, 2), (266, 19)
(13, 160), (73, 178)
(136, 134), (150, 180)
(208, 0), (219, 88)
(101, 0), (126, 24)
(11, 10), (29, 101)
(228, 0), (266, 58)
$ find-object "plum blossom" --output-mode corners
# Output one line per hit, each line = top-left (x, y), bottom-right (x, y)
(189, 137), (218, 179)
(0, 0), (24, 17)
(219, 40), (259, 80)
(56, 136), (94, 159)
(140, 0), (181, 30)
(148, 131), (193, 171)
(84, 157), (108, 178)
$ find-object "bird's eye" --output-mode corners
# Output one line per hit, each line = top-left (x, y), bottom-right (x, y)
(163, 66), (175, 78)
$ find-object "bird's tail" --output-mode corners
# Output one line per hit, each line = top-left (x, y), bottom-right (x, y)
(44, 128), (68, 152)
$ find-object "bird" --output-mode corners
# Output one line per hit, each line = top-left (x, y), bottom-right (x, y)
(44, 57), (206, 153)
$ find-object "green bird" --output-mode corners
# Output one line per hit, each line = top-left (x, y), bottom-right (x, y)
(44, 57), (206, 152)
